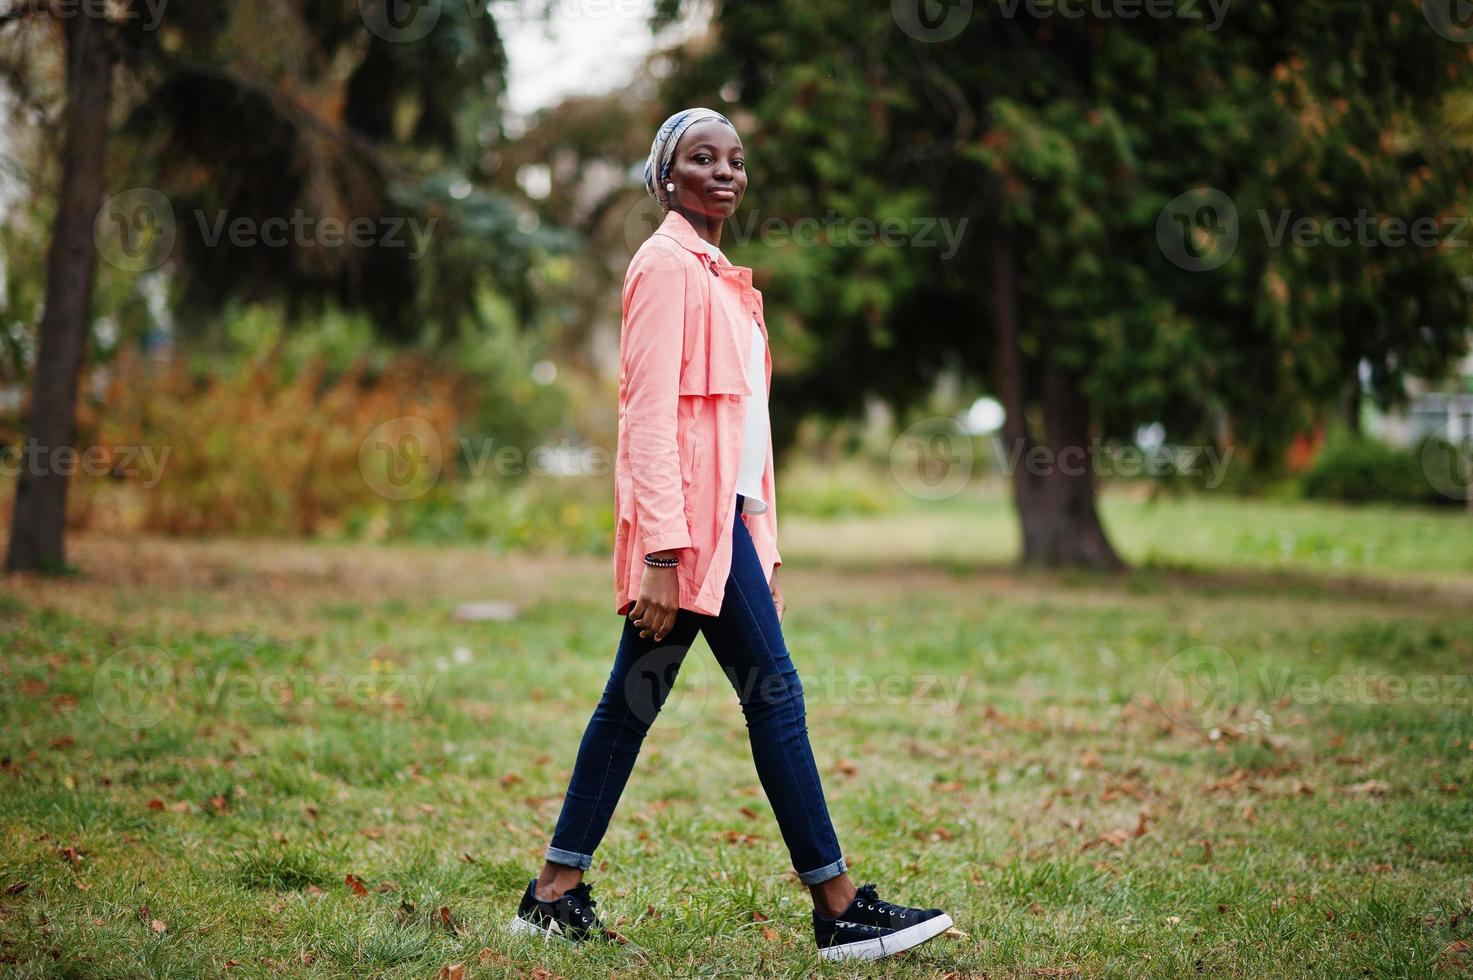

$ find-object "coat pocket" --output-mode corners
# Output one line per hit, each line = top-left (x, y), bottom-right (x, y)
(678, 288), (753, 397)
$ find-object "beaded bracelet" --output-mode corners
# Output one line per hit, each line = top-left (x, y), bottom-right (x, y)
(643, 553), (680, 567)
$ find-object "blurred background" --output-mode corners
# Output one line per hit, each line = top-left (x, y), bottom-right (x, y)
(3, 3), (1473, 975)
(2, 0), (1469, 569)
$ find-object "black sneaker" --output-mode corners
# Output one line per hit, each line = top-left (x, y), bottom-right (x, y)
(508, 878), (613, 943)
(812, 882), (953, 961)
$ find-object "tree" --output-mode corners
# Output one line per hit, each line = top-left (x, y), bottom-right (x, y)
(656, 0), (1473, 567)
(4, 6), (112, 574)
(1, 0), (556, 572)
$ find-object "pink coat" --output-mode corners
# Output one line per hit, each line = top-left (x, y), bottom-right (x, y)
(613, 209), (781, 617)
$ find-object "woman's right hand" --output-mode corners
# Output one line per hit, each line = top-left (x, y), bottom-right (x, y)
(629, 556), (681, 641)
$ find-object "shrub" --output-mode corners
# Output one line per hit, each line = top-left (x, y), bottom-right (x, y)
(1298, 430), (1443, 506)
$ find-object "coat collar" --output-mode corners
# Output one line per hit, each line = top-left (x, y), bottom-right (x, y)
(653, 208), (730, 265)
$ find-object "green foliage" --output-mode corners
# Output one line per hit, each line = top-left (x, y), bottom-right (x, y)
(1299, 431), (1444, 506)
(662, 0), (1473, 465)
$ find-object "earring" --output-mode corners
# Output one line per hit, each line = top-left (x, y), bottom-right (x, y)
(665, 182), (675, 192)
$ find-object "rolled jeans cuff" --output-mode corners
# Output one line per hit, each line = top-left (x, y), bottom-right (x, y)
(544, 845), (593, 871)
(797, 856), (847, 886)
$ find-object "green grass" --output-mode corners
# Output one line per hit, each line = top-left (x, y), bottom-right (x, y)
(2, 489), (1471, 977)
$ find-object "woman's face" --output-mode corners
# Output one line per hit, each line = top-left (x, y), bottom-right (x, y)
(665, 119), (746, 220)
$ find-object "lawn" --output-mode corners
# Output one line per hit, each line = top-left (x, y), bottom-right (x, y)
(2, 492), (1471, 977)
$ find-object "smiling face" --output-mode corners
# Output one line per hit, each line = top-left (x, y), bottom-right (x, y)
(664, 119), (747, 221)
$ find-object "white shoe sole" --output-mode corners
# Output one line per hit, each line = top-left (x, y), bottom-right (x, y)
(817, 912), (954, 961)
(507, 915), (563, 940)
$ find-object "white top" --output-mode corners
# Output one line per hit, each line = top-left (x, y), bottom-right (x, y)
(702, 240), (769, 515)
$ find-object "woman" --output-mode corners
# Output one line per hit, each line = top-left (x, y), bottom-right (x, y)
(510, 107), (953, 962)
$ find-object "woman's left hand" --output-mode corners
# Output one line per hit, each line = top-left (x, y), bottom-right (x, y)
(770, 570), (785, 624)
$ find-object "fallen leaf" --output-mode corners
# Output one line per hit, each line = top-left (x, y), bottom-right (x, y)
(150, 919), (167, 934)
(345, 874), (368, 897)
(360, 827), (385, 840)
(437, 965), (465, 980)
(146, 799), (164, 811)
(1346, 780), (1390, 797)
(762, 927), (778, 941)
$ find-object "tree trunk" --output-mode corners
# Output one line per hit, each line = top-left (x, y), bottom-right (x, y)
(990, 236), (1124, 570)
(1343, 369), (1362, 435)
(5, 11), (113, 575)
(1030, 346), (1125, 568)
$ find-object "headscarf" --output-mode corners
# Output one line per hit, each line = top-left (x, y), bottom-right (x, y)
(643, 107), (737, 209)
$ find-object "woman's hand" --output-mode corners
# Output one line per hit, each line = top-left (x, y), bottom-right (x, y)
(629, 554), (681, 641)
(770, 569), (785, 624)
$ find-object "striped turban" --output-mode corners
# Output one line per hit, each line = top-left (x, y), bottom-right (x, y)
(643, 107), (737, 209)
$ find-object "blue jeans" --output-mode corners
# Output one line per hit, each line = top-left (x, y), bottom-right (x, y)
(545, 493), (848, 885)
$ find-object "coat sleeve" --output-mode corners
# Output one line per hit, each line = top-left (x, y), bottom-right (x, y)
(621, 247), (692, 556)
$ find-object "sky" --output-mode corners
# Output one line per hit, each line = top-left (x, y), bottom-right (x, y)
(493, 0), (708, 117)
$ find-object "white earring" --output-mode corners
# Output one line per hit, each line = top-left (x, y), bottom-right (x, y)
(665, 182), (675, 192)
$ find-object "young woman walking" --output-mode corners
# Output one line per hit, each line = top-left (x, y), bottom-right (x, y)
(509, 107), (953, 962)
